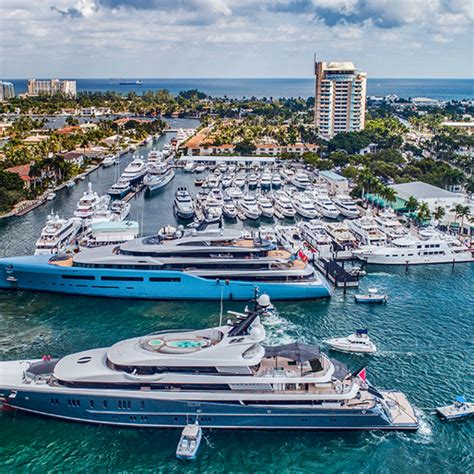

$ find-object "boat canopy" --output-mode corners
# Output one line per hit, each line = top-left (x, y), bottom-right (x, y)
(356, 329), (368, 335)
(183, 424), (200, 437)
(264, 342), (320, 363)
(455, 395), (467, 403)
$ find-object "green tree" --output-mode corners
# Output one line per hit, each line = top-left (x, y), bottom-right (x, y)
(405, 196), (418, 213)
(417, 202), (431, 224)
(453, 204), (470, 234)
(433, 206), (445, 221)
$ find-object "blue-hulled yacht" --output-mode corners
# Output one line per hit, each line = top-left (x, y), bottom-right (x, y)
(0, 227), (331, 300)
(0, 295), (419, 431)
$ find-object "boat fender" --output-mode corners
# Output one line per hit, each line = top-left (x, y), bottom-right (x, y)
(335, 384), (343, 393)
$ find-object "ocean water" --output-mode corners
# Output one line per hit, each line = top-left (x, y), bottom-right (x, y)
(4, 78), (474, 100)
(0, 131), (473, 472)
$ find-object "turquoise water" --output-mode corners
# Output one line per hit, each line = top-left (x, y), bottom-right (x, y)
(5, 78), (474, 100)
(0, 128), (473, 472)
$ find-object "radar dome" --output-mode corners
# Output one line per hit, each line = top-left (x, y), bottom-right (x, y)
(250, 325), (264, 340)
(257, 294), (271, 308)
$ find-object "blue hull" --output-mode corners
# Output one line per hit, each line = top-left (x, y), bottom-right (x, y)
(0, 256), (332, 300)
(3, 389), (408, 430)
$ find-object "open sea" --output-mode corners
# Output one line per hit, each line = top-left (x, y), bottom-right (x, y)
(0, 126), (473, 473)
(4, 78), (474, 101)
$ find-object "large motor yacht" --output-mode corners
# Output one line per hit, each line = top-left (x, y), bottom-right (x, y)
(74, 183), (110, 218)
(238, 195), (262, 220)
(0, 296), (418, 431)
(121, 158), (147, 185)
(325, 222), (358, 250)
(298, 220), (333, 258)
(272, 192), (296, 219)
(108, 179), (132, 199)
(354, 231), (473, 265)
(333, 195), (360, 219)
(313, 195), (340, 220)
(293, 193), (319, 219)
(290, 172), (311, 190)
(173, 188), (195, 220)
(143, 164), (175, 192)
(34, 214), (82, 256)
(0, 228), (331, 300)
(256, 194), (274, 218)
(348, 213), (387, 247)
(373, 208), (407, 241)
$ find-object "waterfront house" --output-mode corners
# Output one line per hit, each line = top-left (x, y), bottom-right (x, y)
(5, 164), (33, 190)
(61, 151), (84, 167)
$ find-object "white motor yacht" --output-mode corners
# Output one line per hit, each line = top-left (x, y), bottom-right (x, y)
(75, 183), (110, 218)
(374, 208), (407, 241)
(238, 195), (262, 220)
(333, 195), (360, 219)
(248, 173), (260, 188)
(34, 214), (82, 256)
(272, 191), (296, 219)
(348, 212), (387, 247)
(272, 173), (282, 188)
(203, 198), (223, 223)
(102, 155), (118, 167)
(225, 186), (244, 200)
(109, 200), (131, 221)
(259, 170), (272, 189)
(325, 222), (358, 250)
(144, 165), (175, 192)
(222, 197), (238, 219)
(314, 195), (340, 219)
(173, 187), (195, 220)
(221, 174), (233, 188)
(108, 179), (132, 199)
(298, 220), (333, 258)
(275, 225), (304, 253)
(291, 172), (311, 190)
(183, 162), (196, 173)
(233, 174), (246, 188)
(256, 194), (274, 218)
(324, 329), (377, 354)
(294, 193), (319, 219)
(354, 231), (473, 265)
(121, 158), (147, 185)
(194, 165), (206, 173)
(147, 149), (163, 167)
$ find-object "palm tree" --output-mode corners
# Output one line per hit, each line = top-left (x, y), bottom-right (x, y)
(379, 186), (397, 209)
(405, 195), (418, 213)
(453, 204), (470, 235)
(417, 202), (431, 225)
(433, 206), (445, 222)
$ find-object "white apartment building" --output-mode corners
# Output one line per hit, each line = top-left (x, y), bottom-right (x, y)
(27, 79), (77, 97)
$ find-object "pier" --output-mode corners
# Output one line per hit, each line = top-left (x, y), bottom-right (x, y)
(313, 257), (361, 289)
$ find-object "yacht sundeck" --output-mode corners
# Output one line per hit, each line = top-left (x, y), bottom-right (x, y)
(0, 228), (331, 300)
(348, 213), (387, 247)
(333, 195), (360, 219)
(75, 183), (110, 218)
(121, 158), (147, 185)
(0, 296), (418, 431)
(34, 215), (82, 256)
(325, 222), (358, 250)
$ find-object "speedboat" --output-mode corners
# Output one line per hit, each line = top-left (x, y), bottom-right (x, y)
(222, 198), (238, 219)
(354, 288), (387, 304)
(436, 396), (474, 421)
(324, 329), (377, 354)
(34, 214), (82, 256)
(76, 183), (110, 217)
(256, 194), (274, 218)
(176, 423), (202, 460)
(291, 172), (311, 190)
(238, 195), (261, 220)
(46, 192), (56, 201)
(108, 179), (132, 200)
(173, 188), (195, 220)
(294, 194), (319, 219)
(0, 295), (419, 431)
(333, 195), (360, 219)
(144, 165), (175, 192)
(120, 158), (147, 185)
(272, 191), (296, 219)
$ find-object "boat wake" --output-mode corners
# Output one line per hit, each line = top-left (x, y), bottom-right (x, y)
(263, 312), (298, 346)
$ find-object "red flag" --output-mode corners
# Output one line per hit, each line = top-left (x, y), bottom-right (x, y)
(298, 249), (308, 262)
(356, 367), (367, 383)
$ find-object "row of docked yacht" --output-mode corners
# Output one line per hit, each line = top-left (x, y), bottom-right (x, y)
(2, 226), (332, 300)
(0, 294), (419, 431)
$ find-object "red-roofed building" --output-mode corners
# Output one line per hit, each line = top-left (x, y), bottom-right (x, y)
(61, 151), (84, 166)
(5, 164), (33, 189)
(56, 126), (82, 135)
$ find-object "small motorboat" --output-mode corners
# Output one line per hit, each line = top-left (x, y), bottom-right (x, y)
(324, 329), (377, 354)
(66, 180), (75, 188)
(194, 178), (204, 186)
(354, 288), (387, 304)
(176, 423), (202, 460)
(46, 192), (56, 201)
(348, 266), (367, 277)
(436, 396), (474, 421)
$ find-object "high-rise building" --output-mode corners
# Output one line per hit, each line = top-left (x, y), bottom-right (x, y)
(27, 79), (77, 97)
(314, 60), (367, 139)
(0, 81), (15, 101)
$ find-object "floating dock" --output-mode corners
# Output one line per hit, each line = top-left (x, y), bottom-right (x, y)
(313, 257), (361, 289)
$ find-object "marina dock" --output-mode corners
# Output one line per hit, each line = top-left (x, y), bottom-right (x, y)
(313, 257), (361, 289)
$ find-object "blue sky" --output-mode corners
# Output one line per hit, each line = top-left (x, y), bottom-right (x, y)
(1, 0), (473, 78)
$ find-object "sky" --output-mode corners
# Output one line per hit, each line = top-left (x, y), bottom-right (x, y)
(1, 0), (473, 79)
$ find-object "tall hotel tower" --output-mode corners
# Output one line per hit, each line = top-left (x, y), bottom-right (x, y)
(314, 60), (367, 139)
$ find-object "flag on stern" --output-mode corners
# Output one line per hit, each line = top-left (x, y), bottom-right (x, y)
(352, 366), (367, 383)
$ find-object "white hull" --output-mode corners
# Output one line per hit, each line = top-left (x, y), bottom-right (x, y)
(361, 253), (473, 265)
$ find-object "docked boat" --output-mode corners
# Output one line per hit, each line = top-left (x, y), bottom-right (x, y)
(298, 220), (333, 258)
(0, 228), (332, 300)
(256, 194), (274, 219)
(176, 423), (202, 460)
(238, 195), (261, 220)
(102, 155), (117, 167)
(147, 150), (163, 167)
(294, 194), (319, 219)
(275, 225), (304, 253)
(333, 195), (360, 219)
(0, 295), (418, 431)
(221, 174), (233, 188)
(354, 232), (474, 265)
(183, 162), (196, 173)
(34, 214), (82, 256)
(66, 180), (75, 188)
(203, 196), (223, 224)
(248, 173), (259, 188)
(109, 200), (131, 221)
(259, 170), (272, 189)
(271, 173), (282, 188)
(195, 165), (206, 173)
(373, 208), (407, 241)
(194, 178), (205, 186)
(107, 179), (132, 199)
(144, 165), (175, 192)
(272, 192), (296, 219)
(233, 174), (246, 188)
(348, 213), (387, 247)
(313, 195), (339, 220)
(222, 198), (238, 219)
(121, 158), (147, 185)
(354, 288), (387, 304)
(173, 188), (195, 220)
(81, 221), (140, 248)
(75, 183), (110, 218)
(46, 192), (56, 201)
(225, 186), (244, 200)
(291, 172), (311, 190)
(325, 222), (358, 250)
(324, 329), (377, 354)
(436, 396), (474, 421)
